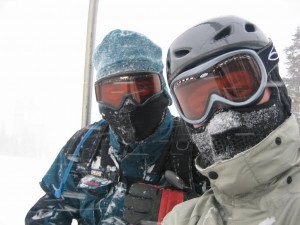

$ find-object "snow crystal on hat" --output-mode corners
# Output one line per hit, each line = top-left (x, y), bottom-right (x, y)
(93, 29), (163, 79)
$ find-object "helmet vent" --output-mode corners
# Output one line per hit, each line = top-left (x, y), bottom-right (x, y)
(245, 23), (255, 32)
(174, 49), (190, 58)
(214, 26), (232, 41)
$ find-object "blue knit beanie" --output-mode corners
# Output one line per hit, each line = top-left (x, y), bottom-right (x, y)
(92, 29), (172, 104)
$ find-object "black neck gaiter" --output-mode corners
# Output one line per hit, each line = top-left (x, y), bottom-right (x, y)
(100, 94), (169, 144)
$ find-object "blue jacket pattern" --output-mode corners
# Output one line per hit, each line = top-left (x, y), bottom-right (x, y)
(25, 109), (174, 225)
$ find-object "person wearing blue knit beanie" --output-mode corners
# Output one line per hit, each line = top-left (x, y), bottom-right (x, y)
(93, 29), (172, 143)
(25, 29), (209, 225)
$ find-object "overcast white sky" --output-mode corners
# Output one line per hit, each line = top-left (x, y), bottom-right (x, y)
(0, 1), (300, 224)
(1, 0), (300, 159)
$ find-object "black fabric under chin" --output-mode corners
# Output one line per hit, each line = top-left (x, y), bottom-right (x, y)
(100, 94), (169, 143)
(191, 88), (287, 167)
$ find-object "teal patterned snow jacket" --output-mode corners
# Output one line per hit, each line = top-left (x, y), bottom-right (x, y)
(25, 110), (174, 225)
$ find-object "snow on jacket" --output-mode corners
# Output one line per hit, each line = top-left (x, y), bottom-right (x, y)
(163, 114), (300, 225)
(26, 110), (175, 225)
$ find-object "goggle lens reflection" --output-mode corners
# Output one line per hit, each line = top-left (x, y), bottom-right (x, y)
(173, 54), (262, 121)
(95, 73), (162, 109)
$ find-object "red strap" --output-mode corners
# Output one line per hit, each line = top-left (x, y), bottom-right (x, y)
(157, 189), (185, 224)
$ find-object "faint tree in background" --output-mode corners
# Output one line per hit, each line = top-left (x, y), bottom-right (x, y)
(283, 25), (300, 126)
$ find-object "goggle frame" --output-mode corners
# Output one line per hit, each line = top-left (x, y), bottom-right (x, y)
(94, 72), (163, 110)
(170, 49), (268, 125)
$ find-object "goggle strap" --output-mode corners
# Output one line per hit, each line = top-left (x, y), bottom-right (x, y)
(258, 42), (279, 74)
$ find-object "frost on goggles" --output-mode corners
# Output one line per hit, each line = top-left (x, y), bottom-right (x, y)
(171, 49), (268, 124)
(95, 72), (162, 109)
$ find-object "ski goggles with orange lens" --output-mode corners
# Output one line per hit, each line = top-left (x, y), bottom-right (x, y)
(95, 72), (162, 110)
(170, 43), (279, 125)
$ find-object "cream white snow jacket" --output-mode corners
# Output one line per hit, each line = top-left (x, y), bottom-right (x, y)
(163, 115), (300, 225)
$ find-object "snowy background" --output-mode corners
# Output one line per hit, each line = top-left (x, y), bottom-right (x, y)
(1, 0), (300, 224)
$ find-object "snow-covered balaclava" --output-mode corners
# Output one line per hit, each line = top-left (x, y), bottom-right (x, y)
(92, 29), (171, 144)
(190, 67), (291, 168)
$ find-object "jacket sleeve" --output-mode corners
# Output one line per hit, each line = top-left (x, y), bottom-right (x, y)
(25, 149), (80, 225)
(25, 121), (114, 225)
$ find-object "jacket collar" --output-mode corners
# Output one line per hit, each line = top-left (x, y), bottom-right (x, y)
(109, 109), (174, 181)
(196, 115), (300, 196)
